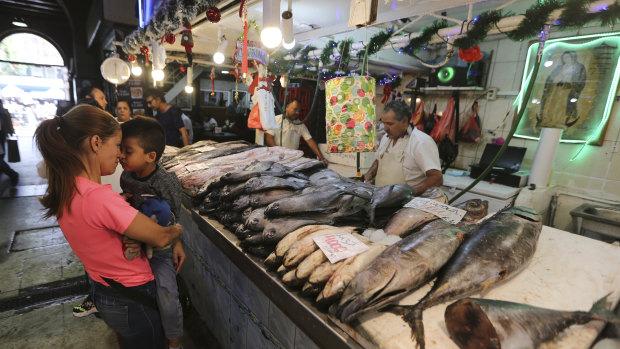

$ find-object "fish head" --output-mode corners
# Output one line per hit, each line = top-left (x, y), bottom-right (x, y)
(459, 199), (489, 222)
(267, 202), (280, 213)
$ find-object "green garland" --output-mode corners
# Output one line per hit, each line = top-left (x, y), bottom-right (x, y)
(557, 0), (594, 29)
(402, 20), (449, 55)
(339, 39), (353, 70)
(507, 0), (562, 41)
(320, 40), (338, 66)
(454, 10), (505, 49)
(600, 2), (620, 27)
(356, 29), (394, 61)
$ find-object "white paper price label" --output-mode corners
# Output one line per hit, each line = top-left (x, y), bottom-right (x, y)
(404, 197), (466, 224)
(214, 127), (222, 134)
(313, 233), (369, 263)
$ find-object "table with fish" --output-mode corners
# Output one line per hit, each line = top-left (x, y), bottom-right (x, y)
(165, 141), (619, 349)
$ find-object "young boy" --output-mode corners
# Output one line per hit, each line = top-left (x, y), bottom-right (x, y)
(119, 116), (185, 349)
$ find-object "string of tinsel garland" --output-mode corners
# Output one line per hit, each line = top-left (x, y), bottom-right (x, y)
(454, 10), (504, 49)
(507, 0), (562, 41)
(402, 20), (449, 54)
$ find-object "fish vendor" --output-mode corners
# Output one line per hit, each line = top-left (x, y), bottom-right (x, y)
(265, 99), (327, 162)
(364, 101), (443, 195)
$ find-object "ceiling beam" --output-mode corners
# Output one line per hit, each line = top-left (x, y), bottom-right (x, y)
(0, 0), (63, 13)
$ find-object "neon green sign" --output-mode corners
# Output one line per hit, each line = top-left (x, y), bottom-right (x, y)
(515, 32), (620, 145)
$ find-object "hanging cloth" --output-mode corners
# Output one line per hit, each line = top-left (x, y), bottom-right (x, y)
(459, 101), (482, 143)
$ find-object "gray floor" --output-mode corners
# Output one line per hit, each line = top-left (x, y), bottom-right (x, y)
(0, 135), (204, 348)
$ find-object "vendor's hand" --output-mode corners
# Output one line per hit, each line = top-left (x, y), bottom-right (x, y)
(318, 156), (328, 164)
(363, 172), (374, 184)
(123, 237), (141, 256)
(172, 241), (186, 274)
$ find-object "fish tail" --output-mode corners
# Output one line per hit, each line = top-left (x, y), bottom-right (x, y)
(590, 293), (620, 324)
(403, 307), (425, 349)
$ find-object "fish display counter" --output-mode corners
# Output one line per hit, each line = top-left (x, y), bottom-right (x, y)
(164, 141), (620, 348)
(178, 199), (620, 349)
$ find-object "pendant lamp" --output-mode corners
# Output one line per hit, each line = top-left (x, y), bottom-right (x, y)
(261, 0), (281, 48)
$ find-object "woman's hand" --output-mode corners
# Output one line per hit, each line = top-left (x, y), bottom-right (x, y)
(122, 237), (141, 256)
(172, 241), (186, 274)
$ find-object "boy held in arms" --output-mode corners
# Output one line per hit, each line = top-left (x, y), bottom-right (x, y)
(119, 117), (185, 349)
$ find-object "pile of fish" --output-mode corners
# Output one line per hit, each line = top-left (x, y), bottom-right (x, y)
(161, 141), (307, 195)
(163, 142), (550, 347)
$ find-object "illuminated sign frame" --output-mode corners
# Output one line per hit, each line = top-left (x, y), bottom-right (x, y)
(515, 32), (620, 145)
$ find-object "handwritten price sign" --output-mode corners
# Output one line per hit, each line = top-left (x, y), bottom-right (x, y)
(404, 197), (466, 224)
(313, 233), (369, 263)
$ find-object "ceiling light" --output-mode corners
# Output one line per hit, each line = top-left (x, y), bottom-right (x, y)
(12, 20), (27, 27)
(185, 85), (194, 93)
(281, 1), (295, 50)
(152, 69), (164, 81)
(131, 63), (143, 76)
(221, 70), (229, 74)
(213, 28), (228, 64)
(185, 65), (194, 93)
(261, 0), (282, 48)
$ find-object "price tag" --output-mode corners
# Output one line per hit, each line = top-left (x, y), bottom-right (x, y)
(404, 197), (466, 224)
(214, 127), (222, 134)
(313, 233), (369, 263)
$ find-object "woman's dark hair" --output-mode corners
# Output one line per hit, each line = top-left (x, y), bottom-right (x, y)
(116, 99), (132, 111)
(35, 104), (120, 218)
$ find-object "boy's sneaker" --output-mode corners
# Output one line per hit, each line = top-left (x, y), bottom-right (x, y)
(72, 297), (98, 317)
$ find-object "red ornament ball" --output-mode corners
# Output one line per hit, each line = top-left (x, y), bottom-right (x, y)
(206, 7), (221, 23)
(180, 66), (186, 73)
(165, 33), (176, 45)
(128, 54), (136, 63)
(458, 46), (483, 63)
(140, 46), (149, 55)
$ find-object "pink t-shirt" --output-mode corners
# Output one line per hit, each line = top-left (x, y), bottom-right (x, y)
(58, 176), (154, 287)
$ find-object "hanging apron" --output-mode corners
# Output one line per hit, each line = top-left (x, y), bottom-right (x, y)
(375, 138), (407, 186)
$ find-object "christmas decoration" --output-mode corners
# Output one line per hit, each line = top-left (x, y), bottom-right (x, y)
(458, 46), (483, 63)
(180, 18), (194, 65)
(128, 54), (136, 63)
(507, 1), (561, 41)
(206, 6), (221, 23)
(140, 45), (149, 64)
(164, 32), (176, 45)
(325, 76), (376, 153)
(453, 10), (503, 49)
(180, 66), (186, 73)
(239, 0), (249, 76)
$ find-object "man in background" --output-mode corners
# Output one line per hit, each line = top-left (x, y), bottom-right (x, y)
(144, 89), (189, 147)
(79, 86), (108, 110)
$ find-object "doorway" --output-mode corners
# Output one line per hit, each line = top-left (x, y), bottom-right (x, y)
(0, 32), (69, 196)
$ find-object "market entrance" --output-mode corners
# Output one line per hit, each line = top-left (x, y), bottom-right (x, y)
(0, 32), (68, 195)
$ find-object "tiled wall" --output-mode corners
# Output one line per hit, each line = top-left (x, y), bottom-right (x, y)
(411, 25), (620, 227)
(178, 207), (320, 349)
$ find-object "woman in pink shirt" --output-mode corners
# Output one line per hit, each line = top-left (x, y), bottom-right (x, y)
(35, 104), (183, 349)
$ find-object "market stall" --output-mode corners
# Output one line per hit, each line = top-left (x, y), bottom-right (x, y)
(108, 0), (620, 348)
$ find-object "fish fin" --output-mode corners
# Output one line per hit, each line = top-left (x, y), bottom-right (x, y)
(590, 293), (620, 324)
(382, 304), (409, 316)
(403, 307), (425, 349)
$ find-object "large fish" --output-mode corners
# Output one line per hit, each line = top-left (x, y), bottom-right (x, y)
(275, 225), (336, 259)
(265, 190), (360, 217)
(308, 169), (343, 185)
(367, 184), (415, 226)
(289, 160), (328, 174)
(245, 207), (267, 231)
(232, 195), (251, 212)
(445, 296), (620, 349)
(383, 187), (448, 237)
(301, 259), (346, 297)
(240, 219), (320, 246)
(296, 234), (369, 281)
(245, 176), (309, 193)
(220, 182), (247, 200)
(336, 199), (489, 322)
(400, 206), (542, 349)
(249, 189), (296, 208)
(318, 243), (387, 306)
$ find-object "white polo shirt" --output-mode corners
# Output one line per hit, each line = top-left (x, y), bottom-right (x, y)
(265, 114), (313, 150)
(376, 126), (441, 187)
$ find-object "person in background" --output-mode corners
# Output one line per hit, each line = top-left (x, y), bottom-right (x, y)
(144, 89), (189, 148)
(35, 104), (183, 348)
(0, 101), (18, 187)
(364, 101), (443, 195)
(119, 117), (185, 349)
(116, 99), (133, 123)
(265, 99), (327, 162)
(181, 113), (193, 145)
(79, 86), (108, 111)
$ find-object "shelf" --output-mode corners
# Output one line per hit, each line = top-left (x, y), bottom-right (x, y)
(419, 86), (485, 91)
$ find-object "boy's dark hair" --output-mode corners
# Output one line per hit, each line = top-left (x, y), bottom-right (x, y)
(121, 116), (166, 161)
(145, 88), (166, 103)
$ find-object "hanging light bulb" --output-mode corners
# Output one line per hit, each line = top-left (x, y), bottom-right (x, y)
(185, 65), (194, 93)
(213, 28), (228, 64)
(131, 62), (143, 76)
(281, 0), (294, 49)
(152, 69), (164, 81)
(260, 0), (281, 48)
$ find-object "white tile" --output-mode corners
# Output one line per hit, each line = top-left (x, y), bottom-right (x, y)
(495, 38), (523, 63)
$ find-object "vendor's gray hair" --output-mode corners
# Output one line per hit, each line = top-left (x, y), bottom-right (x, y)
(383, 101), (411, 121)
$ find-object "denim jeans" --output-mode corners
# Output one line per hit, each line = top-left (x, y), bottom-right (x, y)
(92, 280), (165, 349)
(150, 247), (183, 340)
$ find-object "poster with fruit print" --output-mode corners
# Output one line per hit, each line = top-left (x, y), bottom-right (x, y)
(325, 76), (377, 153)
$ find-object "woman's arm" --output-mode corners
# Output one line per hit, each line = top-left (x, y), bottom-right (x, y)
(123, 212), (183, 248)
